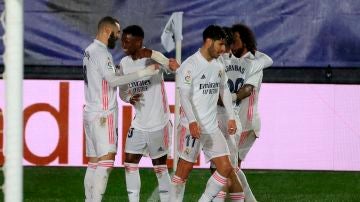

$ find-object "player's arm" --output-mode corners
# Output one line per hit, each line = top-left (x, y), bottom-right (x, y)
(177, 65), (201, 138)
(255, 51), (273, 69)
(136, 48), (180, 72)
(104, 64), (159, 87)
(116, 64), (131, 103)
(233, 84), (254, 101)
(234, 60), (263, 101)
(219, 70), (237, 134)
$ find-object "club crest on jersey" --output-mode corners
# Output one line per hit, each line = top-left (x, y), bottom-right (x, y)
(107, 57), (113, 70)
(184, 70), (192, 84)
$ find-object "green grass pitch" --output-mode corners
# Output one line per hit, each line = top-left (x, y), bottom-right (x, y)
(1, 167), (359, 201)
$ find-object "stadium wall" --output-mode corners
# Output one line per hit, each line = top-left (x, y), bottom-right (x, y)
(0, 80), (359, 171)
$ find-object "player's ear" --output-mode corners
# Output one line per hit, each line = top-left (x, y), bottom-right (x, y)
(204, 38), (212, 47)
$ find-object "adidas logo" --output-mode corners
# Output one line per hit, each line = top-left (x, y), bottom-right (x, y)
(201, 74), (206, 79)
(158, 147), (164, 152)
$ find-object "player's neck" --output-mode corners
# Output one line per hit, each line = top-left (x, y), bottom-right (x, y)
(96, 33), (108, 47)
(200, 47), (213, 61)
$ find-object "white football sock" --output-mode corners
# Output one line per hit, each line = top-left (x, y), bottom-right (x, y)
(154, 165), (171, 202)
(199, 171), (227, 202)
(212, 190), (227, 202)
(92, 160), (114, 202)
(125, 162), (141, 202)
(170, 175), (186, 202)
(237, 168), (257, 202)
(229, 192), (245, 202)
(84, 162), (97, 202)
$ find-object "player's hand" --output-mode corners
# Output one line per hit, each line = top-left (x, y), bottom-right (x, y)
(227, 119), (237, 135)
(129, 93), (143, 105)
(189, 121), (201, 139)
(168, 58), (180, 71)
(135, 48), (152, 59)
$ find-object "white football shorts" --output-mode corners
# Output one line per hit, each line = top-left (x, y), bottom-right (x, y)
(84, 108), (118, 158)
(177, 125), (230, 163)
(125, 121), (172, 159)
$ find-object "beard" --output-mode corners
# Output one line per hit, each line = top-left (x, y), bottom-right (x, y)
(107, 32), (118, 49)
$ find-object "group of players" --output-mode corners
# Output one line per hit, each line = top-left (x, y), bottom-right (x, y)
(82, 16), (272, 202)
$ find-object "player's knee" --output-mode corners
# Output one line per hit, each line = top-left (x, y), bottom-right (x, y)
(125, 153), (142, 164)
(175, 158), (194, 179)
(216, 162), (233, 177)
(98, 152), (116, 161)
(152, 154), (167, 165)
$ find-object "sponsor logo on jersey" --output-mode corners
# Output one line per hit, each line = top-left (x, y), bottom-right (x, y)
(201, 74), (206, 79)
(129, 79), (151, 93)
(199, 82), (220, 94)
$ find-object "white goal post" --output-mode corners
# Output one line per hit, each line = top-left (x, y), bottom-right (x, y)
(3, 0), (24, 201)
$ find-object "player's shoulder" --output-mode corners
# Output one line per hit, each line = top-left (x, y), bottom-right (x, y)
(120, 55), (131, 64)
(87, 42), (109, 61)
(177, 52), (199, 74)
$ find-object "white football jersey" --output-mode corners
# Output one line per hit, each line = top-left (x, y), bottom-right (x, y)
(218, 52), (265, 135)
(83, 40), (118, 113)
(119, 56), (170, 132)
(177, 51), (228, 134)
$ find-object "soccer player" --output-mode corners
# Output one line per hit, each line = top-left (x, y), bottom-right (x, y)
(170, 25), (244, 202)
(82, 17), (160, 202)
(117, 25), (179, 202)
(225, 23), (273, 202)
(211, 26), (244, 202)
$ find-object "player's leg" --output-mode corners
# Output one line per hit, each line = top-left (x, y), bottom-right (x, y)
(84, 157), (97, 202)
(237, 130), (257, 202)
(83, 117), (97, 202)
(92, 111), (118, 202)
(199, 129), (243, 202)
(170, 158), (194, 202)
(212, 114), (241, 202)
(148, 122), (172, 202)
(124, 127), (147, 202)
(93, 152), (116, 202)
(170, 125), (199, 202)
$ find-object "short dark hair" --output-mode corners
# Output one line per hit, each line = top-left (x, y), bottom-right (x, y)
(222, 26), (234, 46)
(97, 16), (117, 31)
(202, 25), (227, 42)
(231, 23), (257, 54)
(123, 25), (144, 38)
